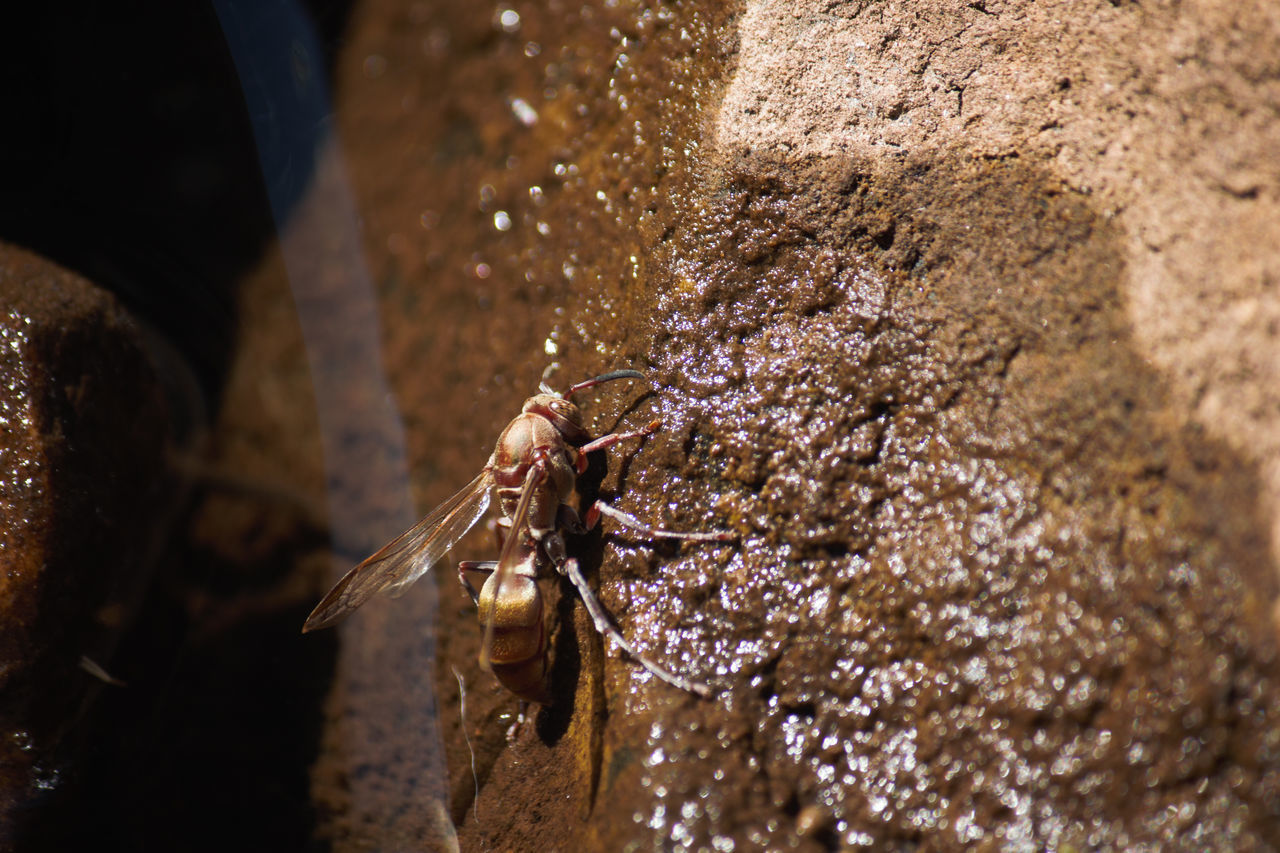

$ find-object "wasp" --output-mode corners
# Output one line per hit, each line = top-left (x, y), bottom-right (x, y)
(302, 369), (731, 701)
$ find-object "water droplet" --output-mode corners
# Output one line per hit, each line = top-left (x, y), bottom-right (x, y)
(510, 97), (538, 127)
(498, 9), (520, 32)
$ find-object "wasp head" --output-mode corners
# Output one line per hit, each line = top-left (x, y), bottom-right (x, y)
(523, 393), (589, 443)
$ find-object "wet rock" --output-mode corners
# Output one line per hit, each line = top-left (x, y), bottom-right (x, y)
(0, 243), (178, 844)
(308, 0), (1280, 849)
(598, 154), (1280, 849)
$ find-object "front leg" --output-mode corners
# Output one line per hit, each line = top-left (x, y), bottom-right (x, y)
(573, 419), (663, 473)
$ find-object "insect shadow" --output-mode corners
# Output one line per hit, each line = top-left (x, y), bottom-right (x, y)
(533, 389), (655, 746)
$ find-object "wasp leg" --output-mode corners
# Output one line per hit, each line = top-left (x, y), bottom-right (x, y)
(574, 419), (662, 473)
(506, 700), (531, 743)
(562, 558), (710, 698)
(489, 516), (513, 550)
(458, 560), (497, 606)
(584, 500), (735, 542)
(556, 503), (588, 536)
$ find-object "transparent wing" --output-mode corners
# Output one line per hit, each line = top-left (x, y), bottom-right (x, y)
(479, 462), (546, 671)
(302, 470), (493, 632)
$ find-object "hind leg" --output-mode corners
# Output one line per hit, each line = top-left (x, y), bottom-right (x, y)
(561, 558), (710, 698)
(457, 561), (496, 605)
(582, 501), (734, 542)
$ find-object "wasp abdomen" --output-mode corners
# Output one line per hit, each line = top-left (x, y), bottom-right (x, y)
(477, 570), (549, 702)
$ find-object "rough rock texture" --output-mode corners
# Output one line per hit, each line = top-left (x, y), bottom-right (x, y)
(719, 0), (1280, 569)
(0, 244), (176, 845)
(310, 0), (1280, 849)
(16, 0), (1273, 849)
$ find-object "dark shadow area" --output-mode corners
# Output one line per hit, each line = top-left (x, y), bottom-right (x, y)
(18, 477), (338, 850)
(0, 0), (354, 400)
(0, 1), (359, 849)
(535, 582), (583, 745)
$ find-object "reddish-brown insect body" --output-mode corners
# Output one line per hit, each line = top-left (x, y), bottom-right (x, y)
(303, 369), (732, 703)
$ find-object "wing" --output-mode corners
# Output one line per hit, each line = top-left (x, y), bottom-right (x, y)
(302, 470), (493, 632)
(479, 462), (546, 672)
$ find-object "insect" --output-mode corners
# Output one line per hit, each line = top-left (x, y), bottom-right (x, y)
(302, 369), (731, 701)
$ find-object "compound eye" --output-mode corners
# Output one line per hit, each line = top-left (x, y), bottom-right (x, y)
(552, 400), (574, 416)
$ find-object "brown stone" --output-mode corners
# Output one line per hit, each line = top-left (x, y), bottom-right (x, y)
(23, 0), (1275, 848)
(311, 0), (1280, 848)
(0, 243), (177, 843)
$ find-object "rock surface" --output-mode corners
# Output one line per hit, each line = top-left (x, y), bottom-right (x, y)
(0, 244), (176, 844)
(10, 0), (1277, 849)
(312, 0), (1280, 848)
